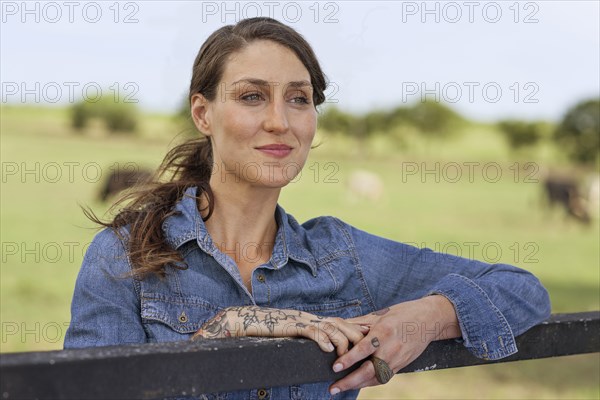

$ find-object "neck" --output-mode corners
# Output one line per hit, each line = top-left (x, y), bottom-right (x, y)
(201, 175), (282, 269)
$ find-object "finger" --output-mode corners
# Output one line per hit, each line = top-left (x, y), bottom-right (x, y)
(333, 332), (380, 372)
(331, 319), (365, 346)
(301, 325), (335, 353)
(329, 359), (374, 395)
(346, 314), (378, 325)
(321, 321), (351, 356)
(357, 377), (380, 390)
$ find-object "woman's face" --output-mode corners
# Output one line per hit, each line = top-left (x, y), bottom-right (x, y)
(193, 40), (318, 189)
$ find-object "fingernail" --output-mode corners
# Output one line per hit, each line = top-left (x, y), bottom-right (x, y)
(361, 325), (370, 330)
(330, 387), (340, 395)
(328, 343), (335, 352)
(333, 363), (343, 372)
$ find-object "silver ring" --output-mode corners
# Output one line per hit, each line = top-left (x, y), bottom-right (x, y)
(370, 355), (394, 384)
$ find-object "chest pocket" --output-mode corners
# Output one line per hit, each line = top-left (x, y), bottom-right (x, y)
(141, 292), (219, 342)
(291, 299), (363, 319)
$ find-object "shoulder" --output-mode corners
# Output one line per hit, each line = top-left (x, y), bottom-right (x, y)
(82, 225), (133, 276)
(285, 213), (356, 255)
(88, 225), (130, 254)
(291, 213), (418, 260)
(298, 214), (352, 238)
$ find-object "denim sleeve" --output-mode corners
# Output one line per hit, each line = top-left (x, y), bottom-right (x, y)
(63, 227), (147, 349)
(348, 224), (551, 361)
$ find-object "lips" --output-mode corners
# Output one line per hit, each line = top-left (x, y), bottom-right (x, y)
(255, 144), (293, 158)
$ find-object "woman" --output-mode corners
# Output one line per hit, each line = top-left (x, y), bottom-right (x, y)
(64, 17), (551, 399)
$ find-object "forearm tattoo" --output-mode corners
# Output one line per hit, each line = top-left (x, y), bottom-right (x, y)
(236, 306), (301, 332)
(194, 306), (306, 340)
(193, 309), (231, 339)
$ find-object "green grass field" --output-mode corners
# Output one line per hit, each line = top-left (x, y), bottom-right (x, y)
(1, 106), (598, 399)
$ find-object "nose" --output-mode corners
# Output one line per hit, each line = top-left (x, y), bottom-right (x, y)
(263, 99), (289, 134)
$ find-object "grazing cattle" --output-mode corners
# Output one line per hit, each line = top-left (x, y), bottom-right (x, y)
(99, 168), (153, 202)
(542, 175), (591, 224)
(347, 170), (384, 202)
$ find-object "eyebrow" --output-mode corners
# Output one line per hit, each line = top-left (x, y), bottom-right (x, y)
(230, 78), (312, 89)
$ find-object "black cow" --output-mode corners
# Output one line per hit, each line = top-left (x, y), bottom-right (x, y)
(543, 175), (591, 224)
(99, 168), (153, 202)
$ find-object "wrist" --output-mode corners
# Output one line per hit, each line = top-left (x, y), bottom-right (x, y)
(420, 294), (461, 341)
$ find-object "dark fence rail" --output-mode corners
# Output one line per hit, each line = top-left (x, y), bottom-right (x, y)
(1, 312), (598, 399)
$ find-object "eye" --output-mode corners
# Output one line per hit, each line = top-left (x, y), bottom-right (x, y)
(240, 92), (264, 102)
(288, 90), (311, 105)
(290, 95), (310, 104)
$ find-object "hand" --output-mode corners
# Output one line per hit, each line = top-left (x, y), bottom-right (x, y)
(191, 305), (367, 355)
(328, 295), (461, 395)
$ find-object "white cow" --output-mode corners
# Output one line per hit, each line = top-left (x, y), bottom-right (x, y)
(586, 173), (600, 219)
(347, 170), (384, 202)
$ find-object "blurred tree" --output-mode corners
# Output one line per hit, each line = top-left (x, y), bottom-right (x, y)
(100, 99), (138, 133)
(71, 102), (88, 132)
(364, 110), (392, 134)
(554, 99), (600, 164)
(387, 106), (413, 128)
(318, 102), (467, 147)
(70, 95), (139, 134)
(318, 106), (359, 135)
(497, 120), (544, 150)
(408, 101), (464, 137)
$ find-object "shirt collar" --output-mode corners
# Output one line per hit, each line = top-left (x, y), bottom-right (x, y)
(162, 186), (318, 276)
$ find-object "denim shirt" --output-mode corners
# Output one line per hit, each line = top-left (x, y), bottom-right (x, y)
(64, 186), (551, 399)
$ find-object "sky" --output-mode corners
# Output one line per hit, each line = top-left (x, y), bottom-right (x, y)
(1, 0), (599, 122)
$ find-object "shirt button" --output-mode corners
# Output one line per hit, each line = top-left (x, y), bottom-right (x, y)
(178, 311), (188, 323)
(257, 388), (269, 399)
(257, 274), (266, 283)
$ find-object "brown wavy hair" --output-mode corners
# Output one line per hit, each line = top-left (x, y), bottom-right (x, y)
(88, 17), (328, 279)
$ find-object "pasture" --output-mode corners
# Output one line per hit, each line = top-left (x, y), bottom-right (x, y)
(1, 106), (598, 399)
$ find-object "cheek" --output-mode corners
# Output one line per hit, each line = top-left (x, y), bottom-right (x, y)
(217, 107), (260, 144)
(295, 112), (317, 143)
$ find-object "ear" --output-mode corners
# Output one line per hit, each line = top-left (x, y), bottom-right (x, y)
(191, 93), (212, 136)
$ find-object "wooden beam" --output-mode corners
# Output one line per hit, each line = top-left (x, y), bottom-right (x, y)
(1, 312), (598, 399)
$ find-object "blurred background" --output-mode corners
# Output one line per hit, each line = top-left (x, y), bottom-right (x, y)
(1, 1), (599, 399)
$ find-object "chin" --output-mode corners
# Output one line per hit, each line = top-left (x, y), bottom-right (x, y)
(248, 164), (303, 188)
(255, 178), (294, 189)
